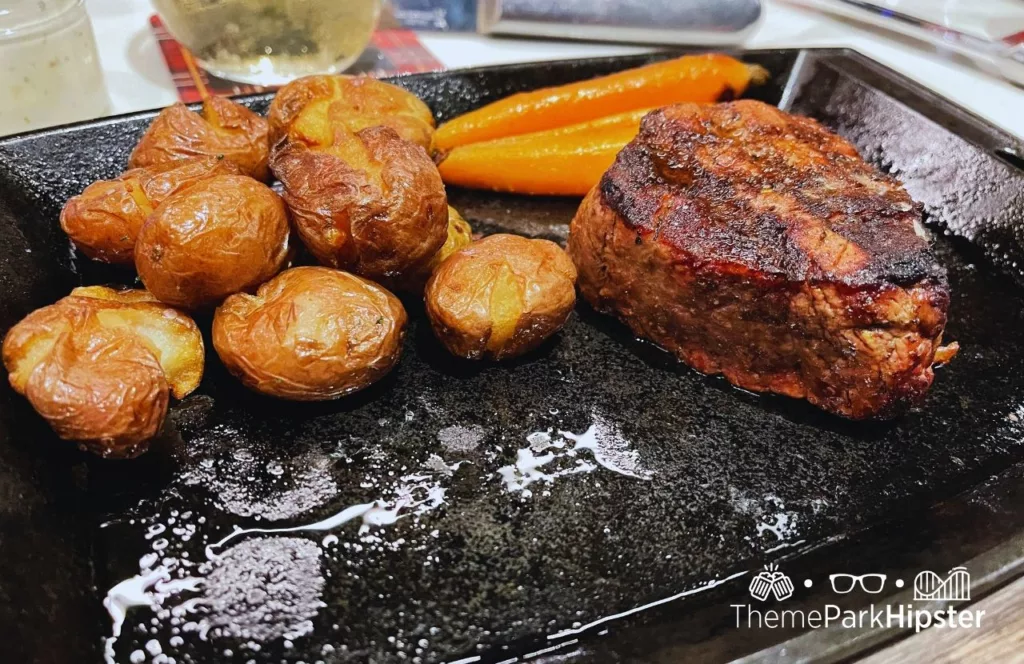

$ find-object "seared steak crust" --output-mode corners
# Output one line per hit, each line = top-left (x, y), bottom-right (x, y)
(568, 100), (951, 419)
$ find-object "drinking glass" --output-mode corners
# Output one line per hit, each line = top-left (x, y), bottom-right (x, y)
(153, 0), (382, 85)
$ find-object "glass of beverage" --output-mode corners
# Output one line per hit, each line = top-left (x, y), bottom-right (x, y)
(153, 0), (382, 85)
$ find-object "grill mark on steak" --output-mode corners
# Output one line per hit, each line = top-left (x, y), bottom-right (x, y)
(601, 101), (944, 288)
(574, 100), (953, 419)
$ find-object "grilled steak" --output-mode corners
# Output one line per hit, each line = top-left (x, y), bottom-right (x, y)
(567, 100), (955, 419)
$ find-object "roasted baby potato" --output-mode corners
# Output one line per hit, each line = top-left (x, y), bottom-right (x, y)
(213, 266), (407, 400)
(268, 74), (435, 149)
(393, 205), (473, 292)
(2, 287), (205, 458)
(135, 174), (291, 310)
(5, 286), (205, 400)
(60, 156), (241, 264)
(425, 234), (578, 360)
(424, 206), (473, 276)
(271, 126), (448, 283)
(129, 96), (271, 181)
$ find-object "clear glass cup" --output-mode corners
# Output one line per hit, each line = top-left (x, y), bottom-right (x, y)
(152, 0), (383, 86)
(0, 0), (109, 136)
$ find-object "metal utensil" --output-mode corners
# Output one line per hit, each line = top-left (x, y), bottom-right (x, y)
(789, 0), (1024, 85)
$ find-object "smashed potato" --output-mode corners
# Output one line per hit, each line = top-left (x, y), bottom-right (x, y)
(27, 324), (169, 457)
(129, 96), (270, 181)
(213, 267), (407, 400)
(268, 74), (435, 149)
(2, 287), (204, 458)
(271, 126), (447, 283)
(60, 156), (241, 264)
(425, 234), (578, 360)
(5, 286), (204, 398)
(135, 174), (291, 310)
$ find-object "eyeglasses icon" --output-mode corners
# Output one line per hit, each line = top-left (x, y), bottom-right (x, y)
(829, 573), (887, 594)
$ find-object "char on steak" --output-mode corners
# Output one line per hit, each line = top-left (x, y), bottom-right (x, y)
(567, 100), (956, 419)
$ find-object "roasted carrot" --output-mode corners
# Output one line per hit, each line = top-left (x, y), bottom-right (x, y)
(438, 110), (650, 196)
(433, 53), (766, 151)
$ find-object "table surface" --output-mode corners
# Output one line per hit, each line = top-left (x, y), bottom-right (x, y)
(861, 576), (1024, 664)
(62, 2), (1024, 662)
(84, 0), (1024, 140)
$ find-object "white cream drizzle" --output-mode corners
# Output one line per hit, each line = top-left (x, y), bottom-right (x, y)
(105, 417), (650, 658)
(560, 420), (650, 479)
(497, 447), (597, 495)
(204, 472), (449, 560)
(103, 456), (464, 660)
(499, 414), (652, 496)
(756, 512), (798, 541)
(102, 566), (203, 664)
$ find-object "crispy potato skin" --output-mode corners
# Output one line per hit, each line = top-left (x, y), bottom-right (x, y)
(393, 206), (473, 292)
(268, 74), (435, 149)
(69, 286), (163, 304)
(4, 296), (92, 395)
(59, 156), (241, 264)
(26, 323), (169, 458)
(425, 234), (578, 360)
(4, 287), (204, 399)
(129, 97), (271, 181)
(2, 288), (204, 458)
(272, 126), (447, 282)
(213, 266), (407, 400)
(71, 287), (205, 398)
(135, 174), (291, 310)
(424, 206), (473, 276)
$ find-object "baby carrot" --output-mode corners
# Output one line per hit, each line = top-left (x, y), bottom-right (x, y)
(433, 53), (766, 151)
(438, 110), (649, 196)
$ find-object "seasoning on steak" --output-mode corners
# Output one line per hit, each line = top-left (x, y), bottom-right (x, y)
(567, 99), (957, 419)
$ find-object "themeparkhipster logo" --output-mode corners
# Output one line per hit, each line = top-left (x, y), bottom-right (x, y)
(733, 565), (984, 633)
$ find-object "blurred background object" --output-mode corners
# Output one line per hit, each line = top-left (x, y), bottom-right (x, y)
(0, 0), (109, 136)
(147, 13), (441, 103)
(787, 0), (1024, 85)
(2, 0), (1021, 139)
(477, 0), (763, 45)
(152, 0), (382, 85)
(388, 0), (477, 31)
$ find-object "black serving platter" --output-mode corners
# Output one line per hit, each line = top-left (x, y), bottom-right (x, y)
(1, 48), (1024, 664)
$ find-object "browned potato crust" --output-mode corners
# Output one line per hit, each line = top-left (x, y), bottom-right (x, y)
(4, 286), (204, 399)
(59, 156), (241, 264)
(2, 287), (205, 458)
(71, 287), (205, 397)
(26, 323), (169, 458)
(69, 285), (163, 304)
(432, 207), (474, 265)
(272, 126), (447, 282)
(135, 174), (291, 310)
(129, 96), (270, 181)
(268, 74), (435, 149)
(393, 205), (473, 292)
(425, 234), (578, 360)
(213, 266), (406, 400)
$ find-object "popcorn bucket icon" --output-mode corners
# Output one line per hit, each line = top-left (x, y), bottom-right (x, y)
(749, 563), (794, 601)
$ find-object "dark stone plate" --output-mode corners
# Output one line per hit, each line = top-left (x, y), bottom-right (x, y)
(1, 49), (1023, 664)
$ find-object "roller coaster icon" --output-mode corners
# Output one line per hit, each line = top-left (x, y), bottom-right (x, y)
(913, 567), (971, 602)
